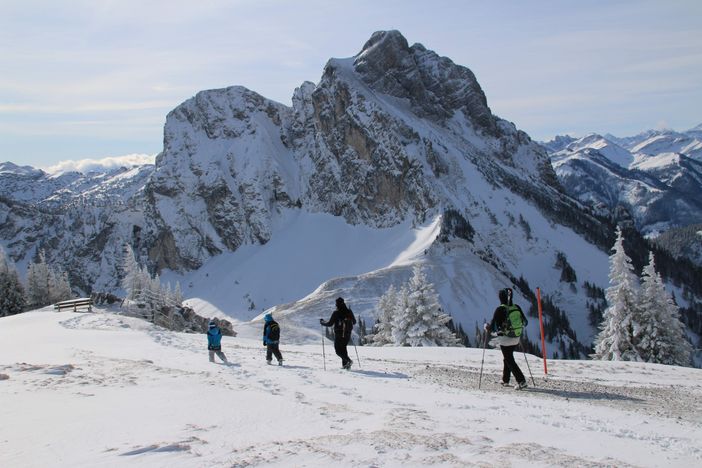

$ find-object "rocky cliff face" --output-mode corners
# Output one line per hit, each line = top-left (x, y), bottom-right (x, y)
(141, 30), (579, 272)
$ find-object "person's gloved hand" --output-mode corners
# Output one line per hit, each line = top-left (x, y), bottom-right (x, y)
(319, 318), (325, 325)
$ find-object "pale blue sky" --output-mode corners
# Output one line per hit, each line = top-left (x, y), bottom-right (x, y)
(1, 0), (700, 169)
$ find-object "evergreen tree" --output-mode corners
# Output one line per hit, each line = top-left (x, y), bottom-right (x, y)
(392, 265), (458, 347)
(370, 284), (398, 346)
(639, 252), (693, 366)
(592, 227), (644, 361)
(0, 248), (25, 316)
(391, 285), (411, 345)
(121, 244), (146, 300)
(173, 282), (184, 305)
(48, 269), (72, 304)
(26, 250), (50, 307)
(25, 250), (72, 307)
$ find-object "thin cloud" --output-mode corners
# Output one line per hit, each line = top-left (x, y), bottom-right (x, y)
(44, 153), (156, 174)
(0, 101), (175, 114)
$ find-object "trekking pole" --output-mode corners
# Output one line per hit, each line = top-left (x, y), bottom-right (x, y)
(321, 326), (326, 371)
(478, 324), (488, 390)
(521, 341), (536, 387)
(353, 337), (361, 369)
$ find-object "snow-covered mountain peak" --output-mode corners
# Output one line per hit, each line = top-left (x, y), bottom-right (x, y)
(0, 161), (44, 177)
(561, 133), (634, 168)
(352, 30), (497, 135)
(630, 131), (702, 161)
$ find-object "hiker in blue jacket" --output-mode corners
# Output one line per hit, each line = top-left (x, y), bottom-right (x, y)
(263, 313), (284, 365)
(207, 320), (228, 363)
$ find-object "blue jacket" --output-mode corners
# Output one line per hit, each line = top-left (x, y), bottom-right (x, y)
(263, 314), (280, 345)
(207, 326), (222, 350)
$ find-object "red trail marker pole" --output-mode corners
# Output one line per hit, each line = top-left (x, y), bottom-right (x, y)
(537, 287), (548, 375)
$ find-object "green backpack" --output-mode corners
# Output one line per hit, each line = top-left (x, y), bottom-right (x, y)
(502, 304), (527, 337)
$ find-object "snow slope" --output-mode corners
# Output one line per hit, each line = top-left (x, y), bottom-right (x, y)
(1, 309), (701, 467)
(168, 210), (440, 321)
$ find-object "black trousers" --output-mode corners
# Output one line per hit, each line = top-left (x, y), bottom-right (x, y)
(266, 343), (283, 362)
(334, 335), (352, 365)
(501, 344), (525, 384)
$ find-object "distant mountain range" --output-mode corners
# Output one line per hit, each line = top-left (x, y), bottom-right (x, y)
(542, 127), (702, 237)
(1, 30), (699, 363)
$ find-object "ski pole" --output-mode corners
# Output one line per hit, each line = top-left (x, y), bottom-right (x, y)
(478, 325), (488, 390)
(521, 341), (535, 387)
(321, 325), (326, 371)
(352, 337), (361, 369)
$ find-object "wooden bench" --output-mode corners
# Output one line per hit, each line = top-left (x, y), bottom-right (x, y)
(54, 298), (93, 312)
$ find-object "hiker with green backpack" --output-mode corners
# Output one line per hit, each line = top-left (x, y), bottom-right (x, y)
(485, 288), (529, 390)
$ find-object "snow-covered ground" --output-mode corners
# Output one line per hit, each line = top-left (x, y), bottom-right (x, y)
(2, 308), (701, 467)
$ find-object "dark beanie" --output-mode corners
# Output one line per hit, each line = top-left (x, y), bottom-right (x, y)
(336, 297), (345, 308)
(498, 288), (512, 305)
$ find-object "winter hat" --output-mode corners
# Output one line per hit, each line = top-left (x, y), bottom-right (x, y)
(208, 320), (217, 328)
(335, 297), (345, 308)
(498, 288), (512, 305)
(264, 313), (273, 322)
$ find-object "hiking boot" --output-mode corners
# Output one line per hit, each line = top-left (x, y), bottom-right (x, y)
(278, 360), (283, 366)
(499, 381), (510, 387)
(515, 381), (528, 390)
(266, 360), (272, 365)
(343, 360), (353, 370)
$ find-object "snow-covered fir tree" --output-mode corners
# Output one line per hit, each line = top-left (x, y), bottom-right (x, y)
(173, 282), (184, 305)
(639, 252), (692, 366)
(121, 244), (147, 300)
(48, 270), (72, 304)
(121, 245), (183, 312)
(391, 264), (458, 347)
(26, 251), (50, 307)
(0, 247), (25, 316)
(25, 250), (72, 307)
(592, 228), (644, 361)
(370, 284), (398, 346)
(391, 284), (412, 345)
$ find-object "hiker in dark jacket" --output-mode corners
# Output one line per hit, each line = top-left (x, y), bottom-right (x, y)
(207, 320), (228, 364)
(263, 313), (284, 366)
(320, 297), (356, 369)
(486, 288), (528, 389)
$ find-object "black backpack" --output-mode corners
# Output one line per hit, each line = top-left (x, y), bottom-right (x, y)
(268, 322), (280, 341)
(341, 309), (354, 337)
